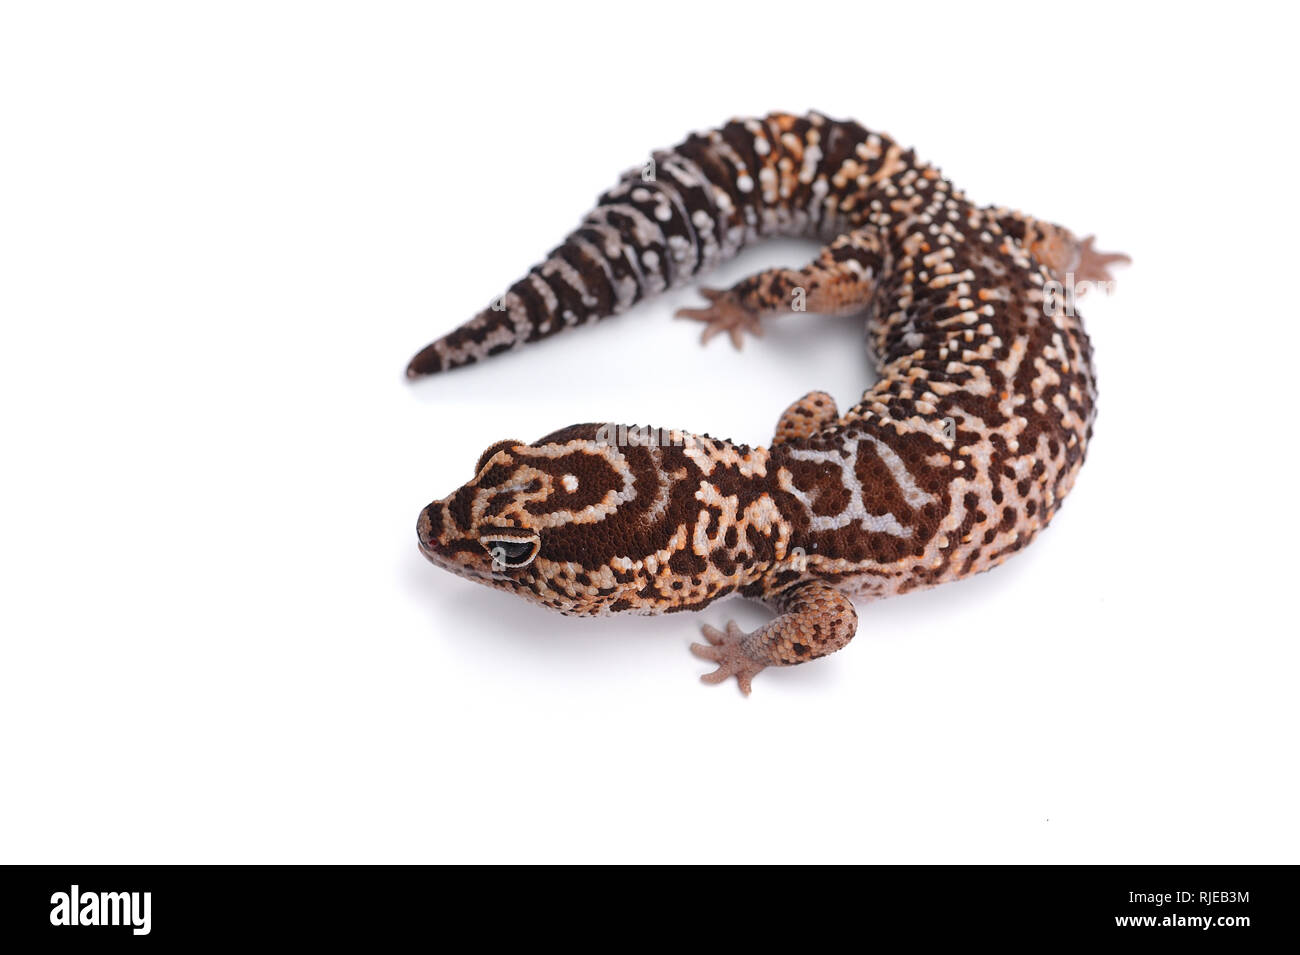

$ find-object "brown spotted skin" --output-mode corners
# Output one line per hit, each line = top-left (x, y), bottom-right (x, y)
(412, 112), (1126, 694)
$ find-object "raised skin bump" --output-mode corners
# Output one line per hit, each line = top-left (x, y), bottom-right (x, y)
(411, 112), (1127, 694)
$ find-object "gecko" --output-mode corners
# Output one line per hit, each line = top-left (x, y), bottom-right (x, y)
(409, 111), (1128, 694)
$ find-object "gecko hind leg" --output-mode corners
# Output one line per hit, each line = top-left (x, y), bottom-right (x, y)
(772, 391), (839, 446)
(675, 227), (886, 350)
(691, 581), (858, 696)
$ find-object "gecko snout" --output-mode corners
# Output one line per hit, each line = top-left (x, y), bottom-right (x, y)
(416, 505), (445, 552)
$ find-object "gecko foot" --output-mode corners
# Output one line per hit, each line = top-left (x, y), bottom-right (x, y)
(1072, 235), (1131, 289)
(690, 621), (767, 696)
(675, 288), (764, 350)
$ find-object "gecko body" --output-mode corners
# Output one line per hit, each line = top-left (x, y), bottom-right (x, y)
(411, 112), (1127, 694)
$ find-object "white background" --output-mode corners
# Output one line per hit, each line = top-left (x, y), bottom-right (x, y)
(2, 1), (1296, 864)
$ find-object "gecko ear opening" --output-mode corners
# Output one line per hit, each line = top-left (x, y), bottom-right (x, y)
(475, 439), (523, 475)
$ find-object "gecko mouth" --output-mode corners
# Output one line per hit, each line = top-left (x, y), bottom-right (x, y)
(417, 535), (499, 584)
(416, 503), (536, 594)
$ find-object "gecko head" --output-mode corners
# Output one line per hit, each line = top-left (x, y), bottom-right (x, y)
(417, 423), (698, 615)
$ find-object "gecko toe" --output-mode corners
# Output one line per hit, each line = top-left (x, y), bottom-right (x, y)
(690, 641), (721, 662)
(698, 624), (727, 646)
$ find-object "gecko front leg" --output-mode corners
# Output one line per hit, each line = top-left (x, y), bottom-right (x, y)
(676, 227), (887, 348)
(692, 581), (858, 695)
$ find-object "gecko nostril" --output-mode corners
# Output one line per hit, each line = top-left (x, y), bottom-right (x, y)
(417, 507), (445, 547)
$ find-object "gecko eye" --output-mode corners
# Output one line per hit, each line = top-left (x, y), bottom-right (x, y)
(480, 535), (540, 569)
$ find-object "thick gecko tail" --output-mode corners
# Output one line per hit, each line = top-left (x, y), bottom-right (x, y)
(405, 144), (751, 378)
(404, 242), (623, 379)
(406, 229), (669, 378)
(405, 304), (529, 377)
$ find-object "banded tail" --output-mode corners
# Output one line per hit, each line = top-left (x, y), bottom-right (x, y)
(405, 112), (904, 378)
